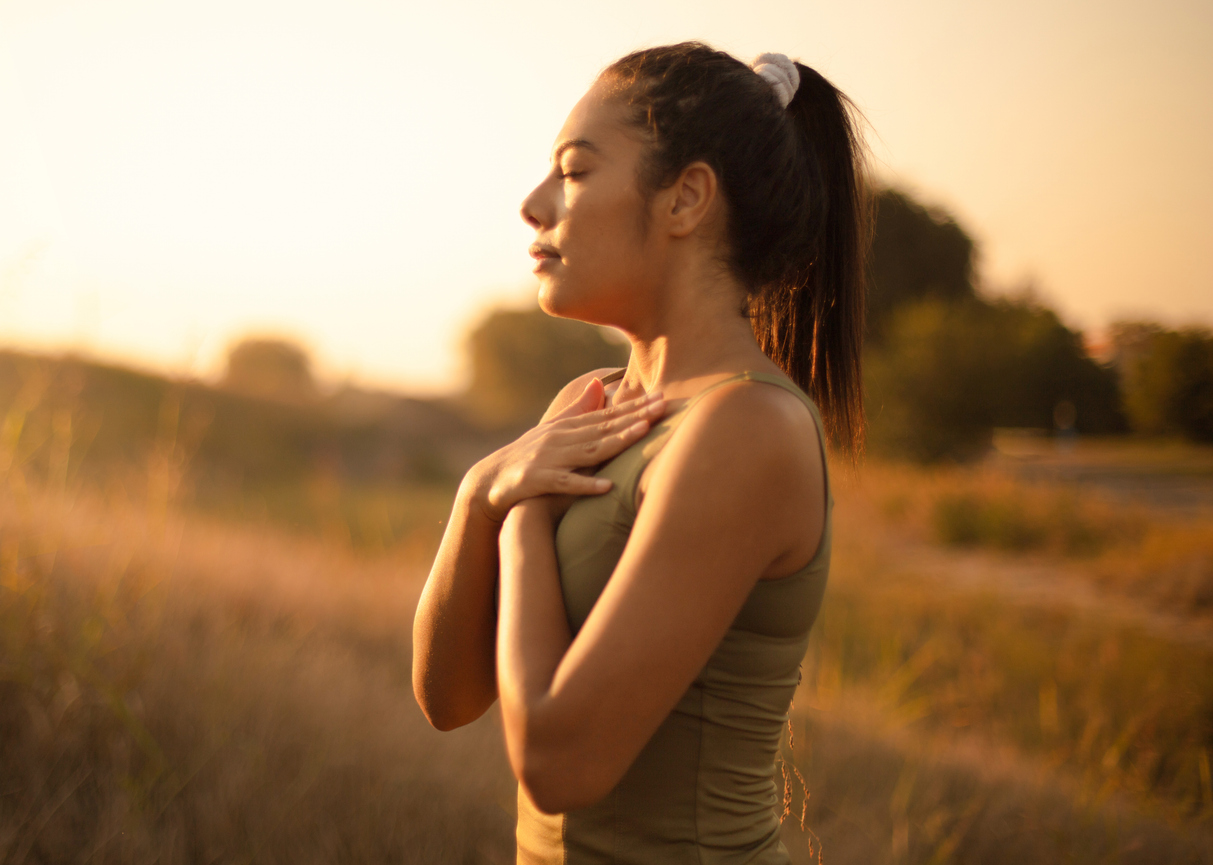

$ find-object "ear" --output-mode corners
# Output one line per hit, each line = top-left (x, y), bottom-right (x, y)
(665, 161), (718, 239)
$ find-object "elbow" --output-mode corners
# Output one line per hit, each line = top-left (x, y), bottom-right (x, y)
(419, 704), (466, 733)
(412, 672), (493, 732)
(514, 743), (617, 814)
(413, 683), (454, 731)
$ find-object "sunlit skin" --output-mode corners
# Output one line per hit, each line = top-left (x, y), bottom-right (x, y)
(412, 80), (826, 813)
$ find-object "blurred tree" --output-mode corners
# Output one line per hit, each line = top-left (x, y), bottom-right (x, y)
(222, 338), (317, 403)
(983, 297), (1124, 434)
(1113, 323), (1213, 441)
(868, 189), (977, 342)
(863, 188), (1125, 461)
(865, 300), (996, 462)
(464, 307), (630, 428)
(866, 297), (1124, 463)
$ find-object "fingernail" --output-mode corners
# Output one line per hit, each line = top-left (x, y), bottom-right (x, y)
(594, 478), (611, 491)
(647, 391), (664, 401)
(630, 420), (648, 433)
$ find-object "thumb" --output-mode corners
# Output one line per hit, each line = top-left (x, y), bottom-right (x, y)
(553, 377), (605, 420)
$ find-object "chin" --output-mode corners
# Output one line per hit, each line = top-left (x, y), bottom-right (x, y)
(538, 278), (629, 330)
(537, 280), (588, 321)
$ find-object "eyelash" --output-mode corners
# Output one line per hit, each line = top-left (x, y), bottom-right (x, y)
(557, 169), (585, 181)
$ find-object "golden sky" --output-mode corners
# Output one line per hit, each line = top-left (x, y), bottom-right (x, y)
(1, 0), (1210, 391)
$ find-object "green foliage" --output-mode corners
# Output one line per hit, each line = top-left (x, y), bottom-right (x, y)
(866, 298), (1124, 462)
(463, 306), (629, 428)
(867, 189), (977, 343)
(864, 187), (1125, 462)
(865, 300), (996, 462)
(1114, 323), (1213, 442)
(868, 294), (1120, 463)
(983, 297), (1124, 433)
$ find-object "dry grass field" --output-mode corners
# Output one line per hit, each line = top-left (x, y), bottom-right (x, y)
(782, 449), (1213, 863)
(2, 435), (1212, 863)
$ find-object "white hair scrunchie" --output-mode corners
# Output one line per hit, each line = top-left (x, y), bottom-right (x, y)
(751, 52), (800, 109)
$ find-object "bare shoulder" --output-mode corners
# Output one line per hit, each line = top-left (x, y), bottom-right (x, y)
(677, 378), (822, 468)
(637, 376), (826, 576)
(540, 367), (626, 422)
(641, 377), (824, 504)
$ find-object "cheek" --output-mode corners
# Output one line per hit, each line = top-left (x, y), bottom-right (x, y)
(539, 180), (654, 320)
(569, 190), (649, 277)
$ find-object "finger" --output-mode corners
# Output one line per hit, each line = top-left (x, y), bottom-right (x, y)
(567, 410), (657, 446)
(538, 469), (613, 496)
(560, 390), (665, 431)
(560, 397), (666, 442)
(551, 378), (606, 421)
(559, 418), (655, 466)
(544, 411), (651, 455)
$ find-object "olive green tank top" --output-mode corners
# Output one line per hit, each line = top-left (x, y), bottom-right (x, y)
(516, 370), (833, 865)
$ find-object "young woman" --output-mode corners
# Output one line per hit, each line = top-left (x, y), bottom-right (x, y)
(413, 42), (867, 863)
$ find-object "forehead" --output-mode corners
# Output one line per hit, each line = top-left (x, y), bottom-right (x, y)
(552, 81), (639, 160)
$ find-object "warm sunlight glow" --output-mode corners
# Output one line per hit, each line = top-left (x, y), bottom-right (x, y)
(1, 0), (1210, 389)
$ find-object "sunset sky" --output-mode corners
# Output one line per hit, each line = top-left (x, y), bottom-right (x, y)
(1, 0), (1210, 392)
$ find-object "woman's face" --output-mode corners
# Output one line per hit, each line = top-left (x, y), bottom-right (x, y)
(520, 81), (661, 328)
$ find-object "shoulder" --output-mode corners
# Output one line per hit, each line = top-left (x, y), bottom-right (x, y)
(644, 377), (824, 512)
(677, 378), (822, 469)
(636, 377), (826, 575)
(540, 367), (625, 422)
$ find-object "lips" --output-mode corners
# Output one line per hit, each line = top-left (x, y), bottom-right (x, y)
(528, 243), (560, 261)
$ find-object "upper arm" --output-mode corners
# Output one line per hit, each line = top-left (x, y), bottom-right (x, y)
(541, 383), (825, 797)
(540, 368), (625, 423)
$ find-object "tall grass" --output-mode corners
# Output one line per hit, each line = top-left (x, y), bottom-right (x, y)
(5, 480), (1209, 864)
(857, 461), (1213, 615)
(0, 487), (515, 864)
(804, 563), (1213, 814)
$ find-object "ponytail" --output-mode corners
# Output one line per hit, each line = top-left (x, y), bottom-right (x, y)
(750, 64), (870, 458)
(606, 43), (871, 457)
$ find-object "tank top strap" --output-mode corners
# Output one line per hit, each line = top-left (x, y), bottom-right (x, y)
(679, 371), (826, 440)
(679, 370), (813, 413)
(619, 370), (832, 516)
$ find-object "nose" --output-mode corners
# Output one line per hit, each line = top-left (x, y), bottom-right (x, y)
(520, 180), (548, 230)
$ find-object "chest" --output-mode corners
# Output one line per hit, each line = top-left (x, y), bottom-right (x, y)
(553, 448), (832, 641)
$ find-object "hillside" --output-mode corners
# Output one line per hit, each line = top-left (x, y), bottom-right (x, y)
(0, 349), (512, 540)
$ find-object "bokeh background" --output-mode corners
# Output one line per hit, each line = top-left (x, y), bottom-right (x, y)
(1, 0), (1212, 862)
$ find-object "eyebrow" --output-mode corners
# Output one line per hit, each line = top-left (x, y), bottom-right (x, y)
(551, 138), (600, 163)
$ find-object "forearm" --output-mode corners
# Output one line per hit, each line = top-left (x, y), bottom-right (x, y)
(496, 502), (576, 795)
(412, 466), (501, 730)
(413, 382), (658, 734)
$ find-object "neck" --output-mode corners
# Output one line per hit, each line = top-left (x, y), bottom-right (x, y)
(614, 249), (777, 399)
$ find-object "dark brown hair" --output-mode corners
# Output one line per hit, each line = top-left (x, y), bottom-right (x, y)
(604, 42), (870, 455)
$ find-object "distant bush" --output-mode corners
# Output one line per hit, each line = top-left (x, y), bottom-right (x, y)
(463, 306), (629, 428)
(931, 487), (1125, 556)
(1112, 323), (1213, 442)
(221, 337), (317, 403)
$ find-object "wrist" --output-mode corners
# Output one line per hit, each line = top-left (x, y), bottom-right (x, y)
(460, 458), (503, 523)
(504, 498), (556, 533)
